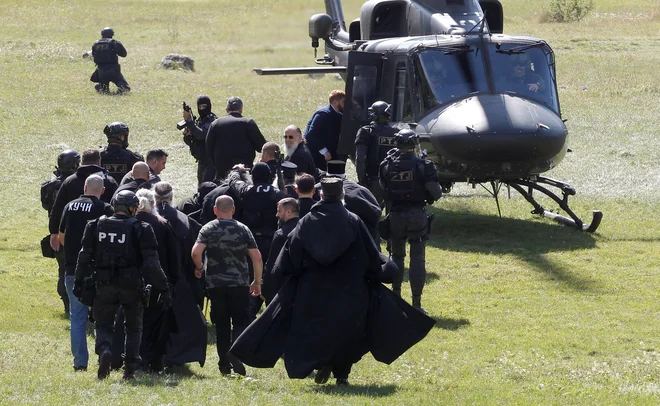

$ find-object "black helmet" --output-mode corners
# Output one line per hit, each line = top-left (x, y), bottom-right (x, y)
(101, 27), (114, 38)
(111, 190), (139, 209)
(57, 149), (80, 172)
(393, 129), (419, 147)
(368, 101), (392, 122)
(103, 122), (130, 147)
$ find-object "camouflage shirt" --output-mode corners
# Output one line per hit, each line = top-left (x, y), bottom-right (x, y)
(197, 218), (257, 288)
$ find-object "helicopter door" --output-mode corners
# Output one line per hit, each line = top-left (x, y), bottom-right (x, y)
(337, 51), (384, 157)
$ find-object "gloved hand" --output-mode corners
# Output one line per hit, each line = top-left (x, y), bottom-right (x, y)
(158, 290), (172, 310)
(73, 279), (84, 299)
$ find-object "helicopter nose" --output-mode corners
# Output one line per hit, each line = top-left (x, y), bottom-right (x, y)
(427, 94), (567, 164)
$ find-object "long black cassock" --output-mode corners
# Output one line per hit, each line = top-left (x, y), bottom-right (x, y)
(230, 199), (435, 378)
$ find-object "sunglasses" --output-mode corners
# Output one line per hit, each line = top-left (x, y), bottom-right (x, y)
(283, 135), (295, 139)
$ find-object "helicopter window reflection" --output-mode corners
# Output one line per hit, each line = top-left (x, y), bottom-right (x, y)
(351, 65), (378, 121)
(414, 48), (488, 114)
(490, 45), (559, 111)
(394, 69), (413, 121)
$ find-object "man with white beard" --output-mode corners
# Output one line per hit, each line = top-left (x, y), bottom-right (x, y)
(283, 125), (317, 179)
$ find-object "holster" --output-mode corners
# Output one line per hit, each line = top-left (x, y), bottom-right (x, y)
(378, 214), (391, 241)
(141, 284), (152, 308)
(80, 276), (96, 307)
(425, 213), (435, 240)
(40, 236), (56, 258)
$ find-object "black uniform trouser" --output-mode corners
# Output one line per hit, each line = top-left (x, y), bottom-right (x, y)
(197, 161), (215, 185)
(389, 206), (428, 296)
(208, 286), (251, 367)
(55, 250), (69, 312)
(93, 65), (130, 92)
(94, 284), (143, 371)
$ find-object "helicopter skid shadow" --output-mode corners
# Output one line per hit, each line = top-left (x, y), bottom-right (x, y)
(426, 206), (600, 292)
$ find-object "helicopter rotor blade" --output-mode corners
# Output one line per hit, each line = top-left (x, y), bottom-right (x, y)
(253, 67), (346, 76)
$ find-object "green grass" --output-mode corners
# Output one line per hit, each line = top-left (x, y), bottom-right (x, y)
(1, 0), (659, 404)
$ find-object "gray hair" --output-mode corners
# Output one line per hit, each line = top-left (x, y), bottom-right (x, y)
(153, 181), (174, 204)
(136, 189), (166, 221)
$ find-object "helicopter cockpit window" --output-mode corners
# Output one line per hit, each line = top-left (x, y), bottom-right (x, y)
(413, 48), (488, 115)
(350, 65), (378, 121)
(490, 44), (559, 112)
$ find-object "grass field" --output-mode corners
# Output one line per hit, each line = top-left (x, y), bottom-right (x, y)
(1, 0), (659, 404)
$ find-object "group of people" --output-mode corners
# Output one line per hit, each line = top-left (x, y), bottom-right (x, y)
(42, 74), (444, 383)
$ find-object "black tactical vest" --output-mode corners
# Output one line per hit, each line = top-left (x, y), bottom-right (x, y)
(385, 154), (427, 206)
(94, 216), (139, 283)
(241, 185), (279, 238)
(374, 125), (399, 175)
(92, 38), (118, 65)
(40, 172), (68, 214)
(100, 146), (134, 185)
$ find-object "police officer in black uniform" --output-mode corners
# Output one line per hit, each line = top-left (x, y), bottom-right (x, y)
(91, 27), (130, 94)
(355, 101), (399, 207)
(379, 129), (442, 313)
(182, 95), (217, 184)
(74, 190), (170, 380)
(41, 149), (80, 315)
(100, 122), (144, 185)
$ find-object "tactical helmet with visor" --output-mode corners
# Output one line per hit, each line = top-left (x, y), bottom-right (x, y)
(368, 101), (392, 123)
(111, 190), (139, 214)
(393, 129), (419, 147)
(101, 27), (114, 38)
(57, 149), (81, 172)
(103, 122), (130, 148)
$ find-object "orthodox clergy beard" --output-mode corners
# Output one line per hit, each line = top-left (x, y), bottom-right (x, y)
(284, 141), (299, 158)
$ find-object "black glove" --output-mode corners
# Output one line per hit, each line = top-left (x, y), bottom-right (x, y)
(73, 279), (84, 299)
(158, 290), (172, 310)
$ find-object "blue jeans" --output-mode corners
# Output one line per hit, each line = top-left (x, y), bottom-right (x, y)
(65, 275), (89, 368)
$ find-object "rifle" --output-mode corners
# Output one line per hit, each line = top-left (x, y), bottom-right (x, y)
(176, 101), (196, 130)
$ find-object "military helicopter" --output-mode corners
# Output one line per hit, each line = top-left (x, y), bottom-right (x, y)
(255, 0), (602, 232)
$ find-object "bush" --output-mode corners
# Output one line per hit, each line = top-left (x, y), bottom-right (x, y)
(544, 0), (594, 23)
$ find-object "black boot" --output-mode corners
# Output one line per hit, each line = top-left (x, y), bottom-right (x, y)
(123, 359), (140, 380)
(315, 366), (332, 384)
(392, 283), (401, 297)
(412, 295), (428, 315)
(98, 348), (112, 380)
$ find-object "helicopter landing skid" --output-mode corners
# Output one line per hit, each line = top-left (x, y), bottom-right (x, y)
(504, 176), (602, 233)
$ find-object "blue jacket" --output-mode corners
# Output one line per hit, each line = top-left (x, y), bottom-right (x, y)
(303, 104), (343, 167)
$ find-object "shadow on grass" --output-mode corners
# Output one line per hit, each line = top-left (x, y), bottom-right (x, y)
(402, 270), (440, 284)
(124, 364), (208, 387)
(426, 206), (600, 291)
(307, 383), (397, 397)
(432, 315), (470, 330)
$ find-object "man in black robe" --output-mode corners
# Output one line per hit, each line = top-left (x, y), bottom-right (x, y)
(230, 178), (435, 385)
(319, 160), (382, 245)
(262, 198), (299, 305)
(135, 189), (180, 372)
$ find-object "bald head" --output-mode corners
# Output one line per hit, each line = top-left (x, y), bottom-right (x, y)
(213, 195), (235, 219)
(132, 162), (150, 181)
(84, 174), (105, 198)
